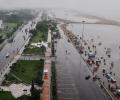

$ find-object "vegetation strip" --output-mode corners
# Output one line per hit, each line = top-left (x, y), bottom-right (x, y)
(1, 60), (44, 100)
(51, 61), (58, 100)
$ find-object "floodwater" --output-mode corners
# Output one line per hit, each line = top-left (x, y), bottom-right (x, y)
(68, 24), (120, 83)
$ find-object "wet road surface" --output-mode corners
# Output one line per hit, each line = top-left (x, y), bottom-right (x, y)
(0, 15), (41, 74)
(55, 27), (108, 100)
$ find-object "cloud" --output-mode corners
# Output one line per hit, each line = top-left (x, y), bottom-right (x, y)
(0, 0), (119, 20)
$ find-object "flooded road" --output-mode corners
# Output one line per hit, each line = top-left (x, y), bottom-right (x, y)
(68, 24), (120, 83)
(55, 26), (108, 100)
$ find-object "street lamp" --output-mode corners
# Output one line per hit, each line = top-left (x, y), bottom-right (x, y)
(79, 20), (85, 54)
(82, 20), (85, 43)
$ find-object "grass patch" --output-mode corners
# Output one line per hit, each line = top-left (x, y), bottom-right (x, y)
(23, 20), (48, 55)
(5, 23), (18, 28)
(29, 20), (49, 43)
(23, 46), (45, 55)
(31, 31), (47, 43)
(0, 22), (22, 41)
(3, 60), (44, 85)
(0, 23), (17, 35)
(0, 91), (16, 100)
(0, 90), (40, 100)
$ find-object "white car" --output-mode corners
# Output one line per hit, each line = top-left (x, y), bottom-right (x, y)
(6, 53), (9, 58)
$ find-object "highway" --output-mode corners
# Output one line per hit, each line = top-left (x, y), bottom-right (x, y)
(55, 26), (109, 100)
(0, 15), (41, 77)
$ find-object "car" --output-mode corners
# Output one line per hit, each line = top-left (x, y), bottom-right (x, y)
(85, 75), (91, 80)
(111, 77), (116, 83)
(105, 73), (117, 82)
(5, 53), (9, 58)
(115, 89), (120, 96)
(88, 52), (95, 59)
(105, 73), (111, 79)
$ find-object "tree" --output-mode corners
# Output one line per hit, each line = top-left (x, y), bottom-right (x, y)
(30, 80), (35, 95)
(30, 80), (40, 100)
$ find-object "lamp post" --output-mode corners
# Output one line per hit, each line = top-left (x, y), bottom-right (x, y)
(82, 20), (85, 43)
(79, 20), (85, 54)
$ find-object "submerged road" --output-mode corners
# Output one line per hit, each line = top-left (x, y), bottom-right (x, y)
(55, 26), (108, 100)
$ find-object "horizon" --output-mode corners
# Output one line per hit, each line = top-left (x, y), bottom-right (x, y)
(0, 0), (120, 21)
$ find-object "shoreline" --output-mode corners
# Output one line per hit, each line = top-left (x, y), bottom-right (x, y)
(55, 17), (120, 27)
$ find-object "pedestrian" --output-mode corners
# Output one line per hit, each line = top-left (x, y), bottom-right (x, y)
(85, 51), (87, 56)
(103, 73), (104, 76)
(66, 50), (67, 54)
(95, 51), (97, 55)
(104, 63), (106, 65)
(119, 46), (120, 49)
(92, 45), (95, 48)
(110, 71), (112, 75)
(88, 46), (90, 50)
(103, 59), (105, 62)
(94, 46), (96, 49)
(111, 62), (114, 68)
(103, 82), (105, 85)
(98, 42), (102, 46)
(110, 67), (112, 70)
(107, 54), (111, 58)
(114, 73), (115, 76)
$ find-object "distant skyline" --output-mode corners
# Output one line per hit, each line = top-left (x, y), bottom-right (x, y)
(0, 0), (120, 20)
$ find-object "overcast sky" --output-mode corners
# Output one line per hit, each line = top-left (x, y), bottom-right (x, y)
(0, 0), (120, 20)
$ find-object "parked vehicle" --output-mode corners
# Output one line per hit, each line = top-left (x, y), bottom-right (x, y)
(115, 89), (120, 96)
(111, 77), (116, 83)
(85, 75), (91, 80)
(105, 73), (111, 79)
(88, 52), (95, 59)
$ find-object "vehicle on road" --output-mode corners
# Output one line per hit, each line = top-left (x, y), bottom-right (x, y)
(105, 73), (111, 79)
(68, 39), (70, 42)
(115, 89), (120, 96)
(85, 75), (91, 80)
(5, 53), (9, 58)
(111, 77), (116, 83)
(88, 52), (95, 59)
(105, 73), (116, 83)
